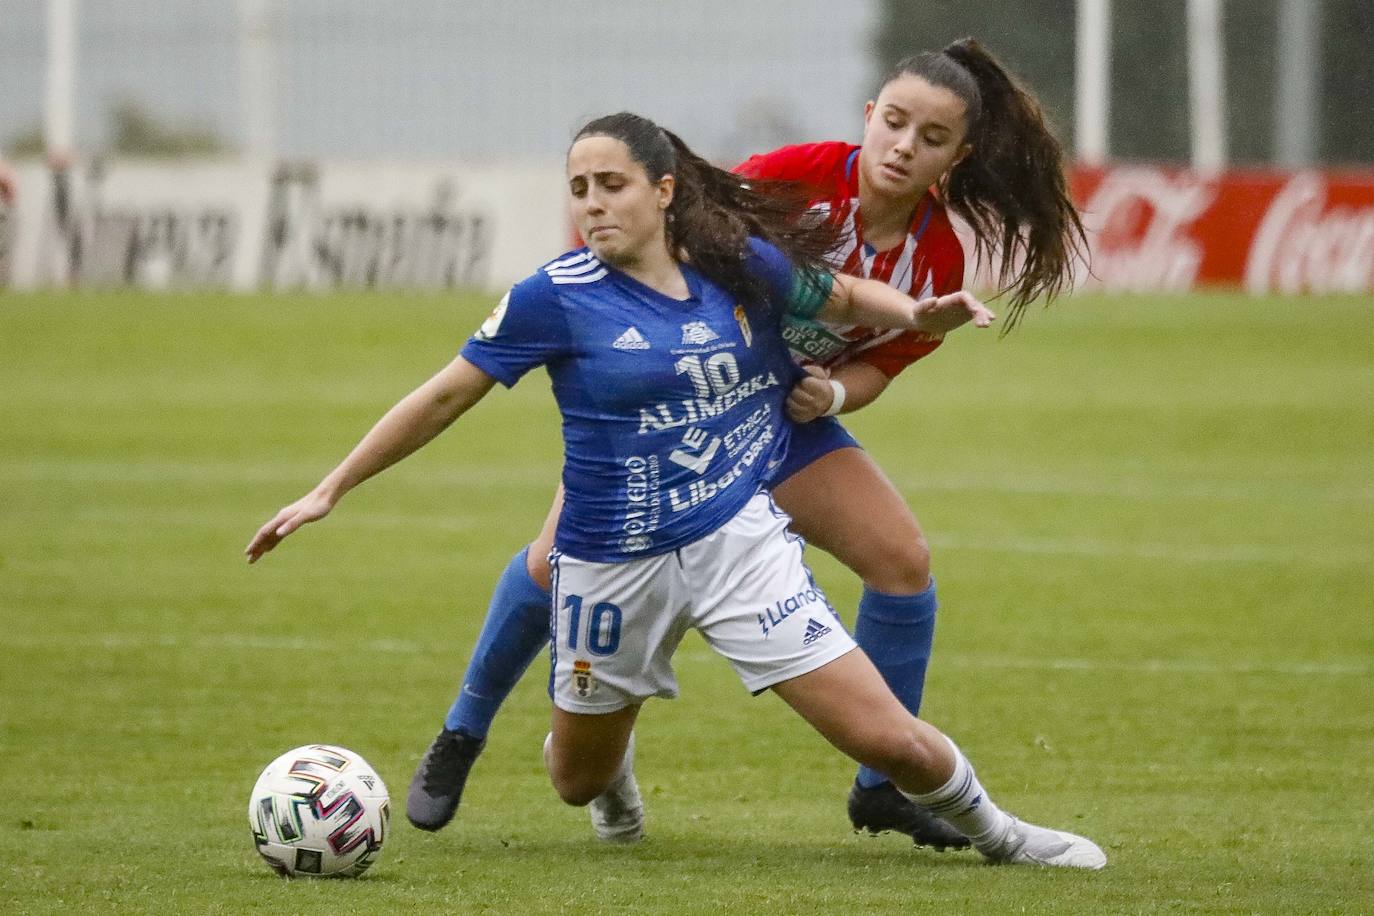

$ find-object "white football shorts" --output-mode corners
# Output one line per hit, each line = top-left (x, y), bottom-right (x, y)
(548, 491), (856, 714)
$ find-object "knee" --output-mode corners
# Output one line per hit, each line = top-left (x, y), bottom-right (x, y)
(854, 533), (931, 595)
(854, 725), (945, 782)
(548, 769), (608, 807)
(545, 740), (611, 807)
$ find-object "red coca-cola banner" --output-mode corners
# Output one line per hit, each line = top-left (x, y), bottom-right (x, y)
(1069, 166), (1374, 294)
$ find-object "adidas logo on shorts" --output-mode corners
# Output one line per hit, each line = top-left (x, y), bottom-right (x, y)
(802, 617), (832, 646)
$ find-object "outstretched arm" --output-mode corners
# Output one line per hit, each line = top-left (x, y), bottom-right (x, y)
(245, 355), (496, 563)
(817, 273), (995, 335)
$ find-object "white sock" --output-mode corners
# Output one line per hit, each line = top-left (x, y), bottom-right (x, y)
(901, 735), (1014, 849)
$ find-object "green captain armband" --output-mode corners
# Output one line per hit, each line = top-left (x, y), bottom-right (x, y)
(784, 267), (834, 320)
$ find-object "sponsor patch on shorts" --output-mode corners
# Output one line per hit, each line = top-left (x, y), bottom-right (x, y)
(756, 585), (826, 638)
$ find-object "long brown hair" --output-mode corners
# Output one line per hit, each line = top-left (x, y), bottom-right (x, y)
(883, 39), (1086, 328)
(573, 113), (842, 310)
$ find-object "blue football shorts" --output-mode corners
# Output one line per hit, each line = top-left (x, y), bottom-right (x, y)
(766, 416), (862, 488)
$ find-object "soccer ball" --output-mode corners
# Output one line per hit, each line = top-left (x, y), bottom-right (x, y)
(248, 744), (390, 878)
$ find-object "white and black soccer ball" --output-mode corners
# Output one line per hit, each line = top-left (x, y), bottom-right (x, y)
(248, 744), (390, 878)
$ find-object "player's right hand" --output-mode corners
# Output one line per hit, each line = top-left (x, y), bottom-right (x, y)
(245, 490), (335, 563)
(785, 364), (834, 423)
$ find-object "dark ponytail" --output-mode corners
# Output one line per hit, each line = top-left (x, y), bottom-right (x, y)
(886, 39), (1086, 328)
(574, 113), (841, 309)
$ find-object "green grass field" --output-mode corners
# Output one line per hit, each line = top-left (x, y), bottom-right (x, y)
(3, 288), (1372, 914)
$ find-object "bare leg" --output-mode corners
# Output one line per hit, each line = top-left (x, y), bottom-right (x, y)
(771, 651), (1107, 868)
(773, 446), (958, 846)
(770, 649), (953, 793)
(545, 704), (639, 806)
(772, 447), (928, 594)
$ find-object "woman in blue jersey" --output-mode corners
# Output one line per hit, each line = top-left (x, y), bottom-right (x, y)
(411, 40), (1085, 850)
(247, 112), (1103, 869)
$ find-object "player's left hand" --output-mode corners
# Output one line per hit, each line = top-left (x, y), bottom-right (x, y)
(911, 290), (995, 334)
(786, 364), (834, 423)
(244, 488), (336, 563)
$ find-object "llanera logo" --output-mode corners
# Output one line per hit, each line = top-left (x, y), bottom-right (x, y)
(757, 585), (825, 638)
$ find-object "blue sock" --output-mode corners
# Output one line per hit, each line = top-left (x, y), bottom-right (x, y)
(443, 546), (552, 737)
(852, 579), (937, 789)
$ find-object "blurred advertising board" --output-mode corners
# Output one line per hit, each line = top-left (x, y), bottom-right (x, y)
(3, 160), (1371, 296)
(0, 159), (567, 293)
(1070, 166), (1374, 294)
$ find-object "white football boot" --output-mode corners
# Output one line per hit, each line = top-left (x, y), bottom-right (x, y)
(589, 733), (644, 843)
(976, 817), (1107, 869)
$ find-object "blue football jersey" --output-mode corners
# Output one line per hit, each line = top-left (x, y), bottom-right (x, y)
(461, 238), (821, 562)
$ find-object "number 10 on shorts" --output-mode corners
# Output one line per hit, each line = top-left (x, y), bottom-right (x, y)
(563, 595), (623, 655)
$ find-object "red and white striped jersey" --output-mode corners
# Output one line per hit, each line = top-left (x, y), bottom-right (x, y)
(735, 141), (966, 377)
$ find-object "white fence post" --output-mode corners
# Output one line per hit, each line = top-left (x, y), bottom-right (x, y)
(1075, 0), (1112, 166)
(1187, 0), (1228, 172)
(1274, 0), (1320, 167)
(44, 0), (76, 160)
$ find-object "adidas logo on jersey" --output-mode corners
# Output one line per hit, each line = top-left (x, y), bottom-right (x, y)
(680, 321), (719, 345)
(802, 617), (832, 645)
(613, 327), (650, 350)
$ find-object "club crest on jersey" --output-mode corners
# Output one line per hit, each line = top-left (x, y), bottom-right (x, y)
(613, 326), (650, 350)
(733, 305), (752, 347)
(572, 660), (597, 698)
(475, 292), (510, 340)
(680, 321), (719, 345)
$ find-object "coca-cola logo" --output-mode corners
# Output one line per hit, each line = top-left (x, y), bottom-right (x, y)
(1244, 172), (1374, 294)
(1078, 167), (1215, 292)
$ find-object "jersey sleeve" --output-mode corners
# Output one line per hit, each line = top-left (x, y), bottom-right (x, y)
(849, 333), (945, 378)
(733, 141), (851, 187)
(735, 144), (813, 181)
(459, 270), (568, 387)
(744, 236), (834, 319)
